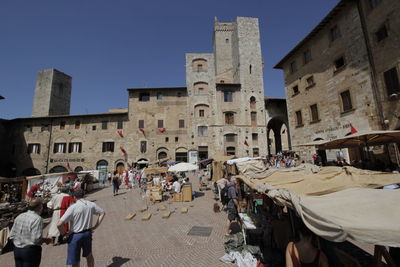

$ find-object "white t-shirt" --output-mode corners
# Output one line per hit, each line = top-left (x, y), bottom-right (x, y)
(172, 181), (181, 193)
(60, 199), (104, 233)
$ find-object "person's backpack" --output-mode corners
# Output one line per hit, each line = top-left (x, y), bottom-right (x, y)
(220, 185), (232, 205)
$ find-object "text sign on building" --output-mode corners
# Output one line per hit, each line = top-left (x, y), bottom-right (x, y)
(188, 150), (198, 164)
(50, 158), (85, 163)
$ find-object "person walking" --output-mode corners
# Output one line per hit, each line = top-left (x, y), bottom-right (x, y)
(9, 198), (52, 267)
(225, 177), (240, 236)
(47, 187), (69, 245)
(112, 171), (120, 196)
(57, 189), (105, 267)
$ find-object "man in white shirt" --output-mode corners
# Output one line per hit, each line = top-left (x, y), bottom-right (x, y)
(172, 179), (181, 193)
(58, 189), (105, 267)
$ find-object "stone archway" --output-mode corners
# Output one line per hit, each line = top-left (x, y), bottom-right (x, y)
(267, 117), (289, 155)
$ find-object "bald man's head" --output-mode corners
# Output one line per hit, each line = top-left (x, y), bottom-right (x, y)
(28, 198), (43, 214)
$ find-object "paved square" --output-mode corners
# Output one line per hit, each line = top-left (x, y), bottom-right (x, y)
(1, 184), (232, 266)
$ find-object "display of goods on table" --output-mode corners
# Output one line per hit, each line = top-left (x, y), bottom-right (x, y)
(0, 202), (28, 229)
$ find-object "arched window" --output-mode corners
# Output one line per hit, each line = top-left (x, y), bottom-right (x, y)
(74, 166), (83, 172)
(250, 96), (256, 109)
(192, 58), (208, 72)
(194, 104), (209, 117)
(116, 162), (125, 174)
(226, 147), (236, 156)
(194, 82), (208, 95)
(49, 166), (68, 173)
(158, 151), (168, 160)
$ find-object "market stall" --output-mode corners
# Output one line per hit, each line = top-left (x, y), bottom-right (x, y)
(233, 162), (400, 266)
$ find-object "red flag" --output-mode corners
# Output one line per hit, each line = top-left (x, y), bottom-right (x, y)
(244, 140), (249, 146)
(120, 146), (127, 155)
(350, 124), (358, 134)
(139, 128), (145, 133)
(117, 130), (123, 137)
(158, 128), (166, 132)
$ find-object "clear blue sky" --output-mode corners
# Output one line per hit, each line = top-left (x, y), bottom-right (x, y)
(0, 0), (339, 119)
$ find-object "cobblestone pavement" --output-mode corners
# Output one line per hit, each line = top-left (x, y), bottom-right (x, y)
(1, 184), (233, 267)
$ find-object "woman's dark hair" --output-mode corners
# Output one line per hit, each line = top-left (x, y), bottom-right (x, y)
(114, 170), (118, 175)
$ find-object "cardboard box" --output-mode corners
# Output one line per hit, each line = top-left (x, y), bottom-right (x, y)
(173, 192), (183, 202)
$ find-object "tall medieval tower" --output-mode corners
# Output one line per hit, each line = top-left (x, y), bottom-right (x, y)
(186, 17), (267, 159)
(32, 69), (72, 117)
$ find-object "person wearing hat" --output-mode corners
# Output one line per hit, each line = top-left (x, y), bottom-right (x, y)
(9, 198), (52, 267)
(57, 189), (105, 267)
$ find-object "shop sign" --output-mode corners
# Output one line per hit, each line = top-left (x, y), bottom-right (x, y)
(315, 123), (351, 135)
(50, 158), (85, 163)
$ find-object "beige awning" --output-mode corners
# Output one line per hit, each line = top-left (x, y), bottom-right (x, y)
(316, 130), (400, 150)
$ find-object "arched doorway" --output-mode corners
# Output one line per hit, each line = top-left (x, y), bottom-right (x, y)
(158, 151), (167, 160)
(314, 138), (327, 165)
(96, 160), (108, 184)
(267, 117), (289, 155)
(49, 166), (68, 173)
(74, 166), (83, 172)
(22, 168), (41, 177)
(116, 162), (125, 174)
(136, 158), (149, 169)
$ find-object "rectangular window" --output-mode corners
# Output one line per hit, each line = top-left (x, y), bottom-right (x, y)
(197, 64), (203, 72)
(165, 137), (169, 142)
(157, 92), (163, 100)
(158, 120), (164, 128)
(53, 143), (66, 153)
(92, 125), (96, 131)
(199, 110), (205, 117)
(75, 121), (81, 129)
(225, 113), (234, 125)
(369, 0), (381, 9)
(138, 120), (144, 128)
(198, 87), (204, 94)
(292, 85), (299, 95)
(140, 141), (147, 153)
(384, 67), (400, 96)
(139, 92), (150, 102)
(341, 90), (353, 112)
(376, 24), (388, 42)
(290, 61), (297, 73)
(102, 142), (114, 152)
(253, 148), (259, 157)
(60, 121), (66, 130)
(175, 137), (179, 142)
(117, 121), (123, 129)
(224, 91), (233, 102)
(179, 119), (185, 128)
(28, 144), (40, 154)
(306, 76), (315, 88)
(303, 49), (312, 64)
(310, 104), (319, 122)
(101, 121), (108, 130)
(295, 110), (303, 126)
(334, 56), (346, 71)
(330, 25), (341, 41)
(69, 142), (82, 153)
(41, 125), (49, 132)
(251, 112), (257, 126)
(252, 133), (258, 145)
(225, 134), (235, 142)
(198, 126), (208, 137)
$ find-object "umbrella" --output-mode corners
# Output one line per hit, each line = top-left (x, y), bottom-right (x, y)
(137, 160), (149, 164)
(168, 162), (199, 172)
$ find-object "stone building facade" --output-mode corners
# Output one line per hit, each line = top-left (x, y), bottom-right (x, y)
(0, 17), (290, 178)
(274, 0), (400, 163)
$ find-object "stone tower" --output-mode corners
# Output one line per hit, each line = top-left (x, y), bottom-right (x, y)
(32, 69), (72, 117)
(186, 17), (267, 158)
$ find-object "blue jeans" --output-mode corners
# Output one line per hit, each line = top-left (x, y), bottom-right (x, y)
(14, 245), (42, 267)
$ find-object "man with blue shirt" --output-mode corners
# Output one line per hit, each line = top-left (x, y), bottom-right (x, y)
(58, 189), (105, 267)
